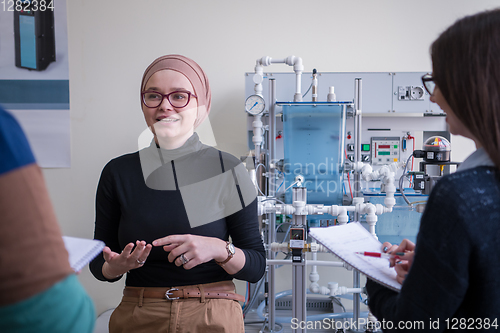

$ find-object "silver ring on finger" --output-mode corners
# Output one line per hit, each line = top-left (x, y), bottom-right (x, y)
(137, 259), (146, 265)
(180, 254), (189, 265)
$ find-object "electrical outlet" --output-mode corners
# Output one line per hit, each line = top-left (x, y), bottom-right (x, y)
(398, 86), (425, 101)
(410, 86), (425, 100)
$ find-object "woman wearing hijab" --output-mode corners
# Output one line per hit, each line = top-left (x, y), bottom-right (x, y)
(90, 55), (265, 332)
(366, 9), (500, 331)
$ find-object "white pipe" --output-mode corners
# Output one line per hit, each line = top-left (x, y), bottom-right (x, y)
(293, 200), (307, 216)
(270, 58), (286, 64)
(383, 175), (396, 210)
(295, 73), (302, 102)
(328, 205), (356, 216)
(309, 281), (363, 297)
(269, 242), (289, 252)
(253, 62), (264, 96)
(307, 245), (365, 297)
(327, 86), (336, 102)
(255, 55), (304, 102)
(309, 251), (320, 294)
(352, 160), (405, 212)
(252, 114), (263, 163)
(250, 60), (264, 163)
(355, 161), (404, 182)
(292, 56), (303, 102)
(365, 203), (378, 237)
(311, 252), (318, 274)
(259, 199), (385, 218)
(337, 206), (349, 225)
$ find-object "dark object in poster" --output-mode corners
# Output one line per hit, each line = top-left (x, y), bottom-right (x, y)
(14, 4), (55, 71)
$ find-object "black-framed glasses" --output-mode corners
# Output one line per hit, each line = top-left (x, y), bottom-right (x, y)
(421, 74), (436, 96)
(141, 90), (197, 109)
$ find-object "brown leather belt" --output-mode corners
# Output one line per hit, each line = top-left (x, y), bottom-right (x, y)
(123, 281), (245, 302)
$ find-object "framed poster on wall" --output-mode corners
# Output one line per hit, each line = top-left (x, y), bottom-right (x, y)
(0, 0), (70, 167)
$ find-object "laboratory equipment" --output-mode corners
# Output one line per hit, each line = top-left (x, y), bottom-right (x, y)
(421, 135), (451, 163)
(411, 136), (458, 195)
(242, 57), (451, 333)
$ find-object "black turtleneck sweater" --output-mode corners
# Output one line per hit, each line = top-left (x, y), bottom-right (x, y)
(90, 134), (265, 287)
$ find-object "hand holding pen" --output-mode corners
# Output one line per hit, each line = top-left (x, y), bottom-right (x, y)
(382, 239), (415, 284)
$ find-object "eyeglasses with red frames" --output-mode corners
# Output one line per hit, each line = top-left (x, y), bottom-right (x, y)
(421, 74), (436, 96)
(141, 90), (197, 109)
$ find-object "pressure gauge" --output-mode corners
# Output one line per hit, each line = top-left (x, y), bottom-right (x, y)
(245, 95), (265, 115)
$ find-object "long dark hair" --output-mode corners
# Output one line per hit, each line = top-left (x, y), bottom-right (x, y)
(431, 8), (500, 169)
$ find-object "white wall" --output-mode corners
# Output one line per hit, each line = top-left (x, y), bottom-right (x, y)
(42, 0), (499, 316)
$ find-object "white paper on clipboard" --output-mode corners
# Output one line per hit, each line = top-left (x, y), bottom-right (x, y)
(309, 223), (401, 292)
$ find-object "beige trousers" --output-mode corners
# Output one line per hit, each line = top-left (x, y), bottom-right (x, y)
(109, 294), (245, 333)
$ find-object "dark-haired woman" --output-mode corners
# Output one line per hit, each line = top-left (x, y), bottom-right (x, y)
(366, 8), (500, 332)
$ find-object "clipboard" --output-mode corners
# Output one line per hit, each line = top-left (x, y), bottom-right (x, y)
(309, 222), (401, 292)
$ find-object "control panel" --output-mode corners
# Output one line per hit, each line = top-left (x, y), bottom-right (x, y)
(370, 137), (400, 165)
(361, 143), (371, 162)
(346, 143), (371, 163)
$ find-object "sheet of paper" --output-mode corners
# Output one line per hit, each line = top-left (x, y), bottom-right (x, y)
(62, 236), (105, 272)
(309, 223), (401, 292)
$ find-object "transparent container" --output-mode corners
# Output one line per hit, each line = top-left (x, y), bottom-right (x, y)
(423, 136), (451, 162)
(364, 190), (428, 244)
(282, 103), (346, 207)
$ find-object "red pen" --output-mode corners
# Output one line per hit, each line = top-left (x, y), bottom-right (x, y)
(356, 251), (405, 259)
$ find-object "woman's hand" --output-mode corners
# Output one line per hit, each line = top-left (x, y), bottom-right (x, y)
(382, 239), (416, 284)
(153, 234), (228, 270)
(102, 240), (152, 279)
(394, 251), (415, 284)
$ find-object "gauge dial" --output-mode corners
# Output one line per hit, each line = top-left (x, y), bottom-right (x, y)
(245, 95), (265, 115)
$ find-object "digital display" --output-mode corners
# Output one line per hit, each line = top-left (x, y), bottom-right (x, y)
(291, 228), (304, 240)
(290, 228), (305, 250)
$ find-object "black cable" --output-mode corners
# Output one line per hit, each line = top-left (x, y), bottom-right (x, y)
(302, 82), (313, 98)
(245, 319), (284, 333)
(303, 69), (317, 98)
(331, 296), (346, 312)
(399, 154), (414, 206)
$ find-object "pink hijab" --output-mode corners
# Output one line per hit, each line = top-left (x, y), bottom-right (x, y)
(140, 54), (211, 129)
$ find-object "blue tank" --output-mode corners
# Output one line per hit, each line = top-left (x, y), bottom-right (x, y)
(282, 103), (346, 208)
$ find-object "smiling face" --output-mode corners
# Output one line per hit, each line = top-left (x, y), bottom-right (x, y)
(142, 70), (198, 149)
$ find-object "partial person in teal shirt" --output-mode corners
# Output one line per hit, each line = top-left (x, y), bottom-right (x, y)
(0, 106), (95, 333)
